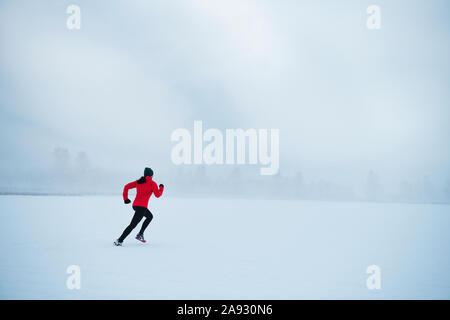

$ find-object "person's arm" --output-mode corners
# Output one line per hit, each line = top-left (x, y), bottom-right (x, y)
(152, 181), (164, 198)
(123, 181), (137, 203)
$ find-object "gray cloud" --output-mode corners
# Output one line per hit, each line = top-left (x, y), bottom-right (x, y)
(0, 0), (449, 198)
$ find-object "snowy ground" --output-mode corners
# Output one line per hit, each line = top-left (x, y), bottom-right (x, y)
(0, 195), (449, 299)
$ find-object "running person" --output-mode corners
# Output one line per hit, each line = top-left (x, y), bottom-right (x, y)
(114, 167), (164, 246)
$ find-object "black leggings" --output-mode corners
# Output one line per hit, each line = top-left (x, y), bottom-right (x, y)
(118, 206), (153, 242)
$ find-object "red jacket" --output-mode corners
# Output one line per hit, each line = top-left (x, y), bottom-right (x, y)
(123, 176), (164, 208)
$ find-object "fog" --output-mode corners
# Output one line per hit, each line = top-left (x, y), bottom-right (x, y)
(0, 0), (449, 202)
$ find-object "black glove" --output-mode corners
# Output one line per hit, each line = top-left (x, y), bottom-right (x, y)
(124, 199), (131, 204)
(159, 184), (164, 188)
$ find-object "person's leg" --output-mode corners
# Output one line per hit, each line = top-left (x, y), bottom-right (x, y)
(138, 209), (153, 236)
(118, 207), (145, 242)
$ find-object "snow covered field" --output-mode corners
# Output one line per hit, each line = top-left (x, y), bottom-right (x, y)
(0, 195), (449, 299)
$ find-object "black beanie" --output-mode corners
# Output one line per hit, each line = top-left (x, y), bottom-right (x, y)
(144, 167), (153, 177)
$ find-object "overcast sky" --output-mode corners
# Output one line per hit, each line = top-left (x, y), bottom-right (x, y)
(0, 0), (449, 189)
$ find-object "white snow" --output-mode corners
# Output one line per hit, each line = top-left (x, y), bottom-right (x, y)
(0, 195), (449, 299)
